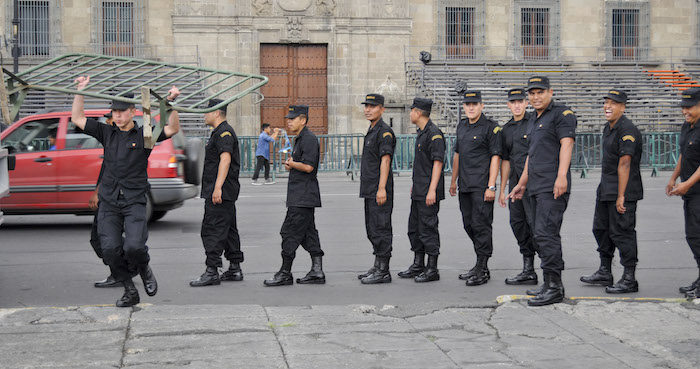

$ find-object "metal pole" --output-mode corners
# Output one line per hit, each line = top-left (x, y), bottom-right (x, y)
(12, 0), (20, 73)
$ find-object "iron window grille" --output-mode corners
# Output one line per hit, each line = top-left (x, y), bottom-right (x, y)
(92, 0), (146, 57)
(438, 0), (485, 60)
(513, 0), (560, 61)
(605, 1), (650, 61)
(5, 0), (62, 58)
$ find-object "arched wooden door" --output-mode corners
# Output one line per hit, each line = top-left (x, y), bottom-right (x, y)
(259, 44), (328, 134)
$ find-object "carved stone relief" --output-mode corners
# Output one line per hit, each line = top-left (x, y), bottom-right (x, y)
(286, 16), (304, 43)
(253, 0), (274, 15)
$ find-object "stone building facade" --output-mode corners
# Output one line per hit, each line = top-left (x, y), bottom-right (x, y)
(1, 0), (699, 135)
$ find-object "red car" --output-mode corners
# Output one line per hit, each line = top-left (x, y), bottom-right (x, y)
(0, 110), (202, 222)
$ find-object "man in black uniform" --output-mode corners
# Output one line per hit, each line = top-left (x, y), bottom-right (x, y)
(667, 88), (700, 298)
(71, 76), (180, 307)
(89, 112), (127, 288)
(581, 89), (643, 294)
(498, 88), (538, 286)
(264, 105), (325, 286)
(449, 90), (502, 286)
(508, 76), (576, 306)
(357, 93), (396, 284)
(398, 97), (446, 283)
(190, 99), (243, 287)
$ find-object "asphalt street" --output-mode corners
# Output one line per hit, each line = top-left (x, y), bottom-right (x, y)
(0, 171), (695, 309)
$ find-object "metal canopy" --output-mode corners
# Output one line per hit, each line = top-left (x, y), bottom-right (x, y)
(1, 53), (269, 122)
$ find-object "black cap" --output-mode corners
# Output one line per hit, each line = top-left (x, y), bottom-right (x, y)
(206, 98), (228, 113)
(285, 105), (309, 119)
(462, 90), (482, 103)
(409, 97), (432, 114)
(680, 88), (700, 107)
(110, 93), (135, 111)
(526, 76), (551, 91)
(103, 112), (113, 118)
(361, 93), (384, 106)
(604, 88), (628, 104)
(507, 88), (527, 101)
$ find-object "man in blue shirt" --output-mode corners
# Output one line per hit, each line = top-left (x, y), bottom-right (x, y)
(252, 123), (280, 185)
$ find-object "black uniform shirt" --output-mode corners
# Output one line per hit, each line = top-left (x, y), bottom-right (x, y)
(526, 101), (577, 196)
(201, 121), (240, 202)
(454, 114), (502, 192)
(411, 120), (446, 201)
(502, 111), (533, 187)
(287, 126), (321, 208)
(83, 118), (167, 205)
(360, 118), (396, 199)
(680, 121), (700, 199)
(597, 115), (643, 202)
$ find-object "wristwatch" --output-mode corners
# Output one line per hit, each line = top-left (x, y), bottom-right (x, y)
(488, 186), (497, 192)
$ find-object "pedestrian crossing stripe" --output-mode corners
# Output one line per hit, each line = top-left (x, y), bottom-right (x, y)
(622, 135), (635, 142)
(493, 126), (502, 134)
(220, 131), (232, 137)
(383, 132), (393, 138)
(431, 135), (443, 141)
(563, 110), (574, 116)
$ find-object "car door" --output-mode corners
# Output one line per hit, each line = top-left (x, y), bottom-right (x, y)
(0, 117), (60, 211)
(55, 117), (105, 210)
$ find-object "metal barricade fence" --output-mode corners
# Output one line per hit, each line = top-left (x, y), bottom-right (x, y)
(196, 132), (680, 177)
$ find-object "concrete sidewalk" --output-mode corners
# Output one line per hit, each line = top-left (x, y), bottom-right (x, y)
(1, 299), (699, 369)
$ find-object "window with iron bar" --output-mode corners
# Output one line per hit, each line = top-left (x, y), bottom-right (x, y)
(92, 0), (145, 57)
(606, 1), (649, 61)
(513, 0), (559, 61)
(437, 0), (484, 60)
(5, 0), (60, 57)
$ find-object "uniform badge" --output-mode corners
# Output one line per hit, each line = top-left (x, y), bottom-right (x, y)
(220, 131), (232, 138)
(622, 135), (635, 142)
(493, 126), (502, 134)
(383, 132), (393, 138)
(563, 110), (574, 116)
(131, 142), (136, 147)
(473, 136), (477, 139)
(523, 135), (527, 138)
(431, 135), (443, 141)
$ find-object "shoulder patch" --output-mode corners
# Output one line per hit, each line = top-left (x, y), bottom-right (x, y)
(220, 131), (232, 138)
(431, 134), (443, 141)
(562, 110), (574, 116)
(493, 126), (502, 134)
(383, 132), (393, 139)
(622, 135), (635, 142)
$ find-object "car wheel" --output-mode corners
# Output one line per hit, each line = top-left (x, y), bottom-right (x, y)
(145, 193), (154, 223)
(151, 210), (167, 222)
(184, 138), (204, 186)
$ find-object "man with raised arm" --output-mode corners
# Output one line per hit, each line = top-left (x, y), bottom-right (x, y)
(71, 76), (180, 307)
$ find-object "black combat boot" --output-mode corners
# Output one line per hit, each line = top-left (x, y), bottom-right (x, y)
(138, 264), (158, 296)
(466, 256), (490, 286)
(686, 286), (699, 299)
(580, 257), (614, 286)
(221, 262), (244, 281)
(459, 259), (480, 281)
(94, 274), (122, 288)
(358, 256), (380, 280)
(264, 256), (294, 287)
(679, 269), (700, 294)
(361, 257), (391, 284)
(606, 266), (639, 294)
(528, 271), (565, 306)
(297, 256), (326, 284)
(526, 272), (549, 296)
(116, 279), (140, 307)
(189, 266), (221, 287)
(398, 252), (425, 278)
(415, 255), (440, 282)
(505, 255), (539, 285)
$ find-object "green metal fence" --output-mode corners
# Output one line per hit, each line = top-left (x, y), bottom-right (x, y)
(199, 132), (680, 177)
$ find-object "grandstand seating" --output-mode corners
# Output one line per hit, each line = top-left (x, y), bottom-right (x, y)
(406, 62), (690, 133)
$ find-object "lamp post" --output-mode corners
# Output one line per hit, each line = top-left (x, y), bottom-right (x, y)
(12, 0), (20, 73)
